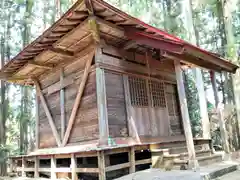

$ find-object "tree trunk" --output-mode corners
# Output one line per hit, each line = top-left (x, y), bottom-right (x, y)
(0, 3), (11, 174)
(0, 36), (7, 177)
(183, 0), (210, 139)
(19, 0), (33, 154)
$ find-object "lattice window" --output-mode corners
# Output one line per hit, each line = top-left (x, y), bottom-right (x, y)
(128, 76), (148, 106)
(149, 80), (166, 108)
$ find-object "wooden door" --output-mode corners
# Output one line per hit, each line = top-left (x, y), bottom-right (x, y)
(125, 76), (170, 137)
(165, 83), (183, 135)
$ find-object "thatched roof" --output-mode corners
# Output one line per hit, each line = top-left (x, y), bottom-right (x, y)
(0, 0), (238, 85)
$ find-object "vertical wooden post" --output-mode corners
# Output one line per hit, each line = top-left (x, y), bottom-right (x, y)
(35, 92), (39, 150)
(123, 75), (133, 137)
(21, 157), (26, 177)
(95, 48), (109, 146)
(71, 154), (77, 180)
(123, 75), (139, 140)
(194, 68), (211, 139)
(174, 60), (198, 170)
(129, 146), (135, 173)
(60, 68), (66, 140)
(98, 151), (106, 180)
(34, 156), (39, 178)
(96, 67), (109, 146)
(51, 156), (57, 180)
(9, 158), (13, 173)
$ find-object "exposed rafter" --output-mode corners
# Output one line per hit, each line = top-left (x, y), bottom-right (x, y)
(123, 40), (136, 50)
(49, 47), (74, 57)
(85, 0), (94, 15)
(74, 11), (89, 16)
(28, 62), (54, 70)
(0, 72), (29, 81)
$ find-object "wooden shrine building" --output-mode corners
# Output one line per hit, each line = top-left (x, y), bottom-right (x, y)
(1, 0), (238, 179)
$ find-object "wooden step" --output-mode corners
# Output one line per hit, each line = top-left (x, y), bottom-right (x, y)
(179, 149), (212, 160)
(172, 153), (223, 169)
(151, 145), (206, 155)
(169, 145), (204, 154)
(162, 149), (211, 159)
(198, 154), (223, 166)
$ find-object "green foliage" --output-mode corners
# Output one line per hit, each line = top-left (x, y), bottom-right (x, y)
(184, 70), (202, 137)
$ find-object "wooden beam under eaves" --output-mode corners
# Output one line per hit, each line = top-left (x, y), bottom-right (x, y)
(125, 29), (184, 54)
(28, 62), (53, 70)
(88, 16), (100, 43)
(123, 40), (136, 50)
(0, 72), (29, 81)
(49, 47), (74, 57)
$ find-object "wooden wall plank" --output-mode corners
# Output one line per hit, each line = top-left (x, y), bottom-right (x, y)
(34, 79), (61, 147)
(105, 71), (127, 138)
(62, 51), (95, 146)
(98, 54), (176, 82)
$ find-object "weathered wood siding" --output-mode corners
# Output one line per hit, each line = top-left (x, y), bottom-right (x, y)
(67, 71), (98, 144)
(38, 53), (98, 148)
(165, 83), (183, 135)
(100, 45), (183, 138)
(105, 71), (128, 137)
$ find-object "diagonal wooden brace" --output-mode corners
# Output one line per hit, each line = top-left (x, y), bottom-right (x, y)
(62, 50), (95, 146)
(34, 79), (61, 147)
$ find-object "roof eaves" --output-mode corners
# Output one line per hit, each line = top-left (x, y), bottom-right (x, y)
(1, 0), (85, 74)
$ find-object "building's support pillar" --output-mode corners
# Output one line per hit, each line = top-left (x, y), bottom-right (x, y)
(129, 146), (135, 173)
(71, 154), (77, 180)
(174, 60), (198, 170)
(35, 92), (39, 150)
(98, 151), (106, 180)
(194, 68), (211, 139)
(9, 158), (13, 174)
(51, 156), (57, 180)
(95, 48), (109, 146)
(34, 156), (39, 178)
(21, 157), (26, 177)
